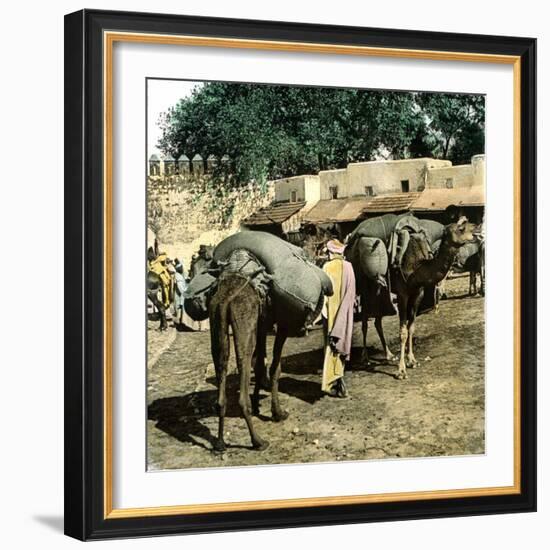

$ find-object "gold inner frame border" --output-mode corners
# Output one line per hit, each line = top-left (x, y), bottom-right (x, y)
(103, 30), (522, 520)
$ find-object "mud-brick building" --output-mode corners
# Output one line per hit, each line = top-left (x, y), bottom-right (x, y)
(412, 186), (485, 223)
(244, 155), (486, 240)
(241, 175), (320, 242)
(319, 158), (451, 199)
(412, 154), (486, 224)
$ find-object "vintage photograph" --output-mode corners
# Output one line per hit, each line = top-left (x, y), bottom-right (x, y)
(146, 79), (486, 470)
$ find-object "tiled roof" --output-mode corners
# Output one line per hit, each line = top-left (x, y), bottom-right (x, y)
(412, 187), (485, 210)
(362, 192), (422, 213)
(303, 198), (362, 223)
(243, 201), (307, 226)
(304, 193), (421, 223)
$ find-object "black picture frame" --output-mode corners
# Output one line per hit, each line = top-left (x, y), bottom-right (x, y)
(64, 9), (536, 541)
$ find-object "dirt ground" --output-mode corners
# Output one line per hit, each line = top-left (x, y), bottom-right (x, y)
(147, 276), (485, 470)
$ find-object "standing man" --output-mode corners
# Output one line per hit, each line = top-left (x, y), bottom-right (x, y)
(173, 260), (187, 327)
(321, 239), (356, 398)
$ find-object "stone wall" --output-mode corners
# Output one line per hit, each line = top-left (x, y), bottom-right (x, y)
(148, 153), (231, 177)
(148, 175), (274, 268)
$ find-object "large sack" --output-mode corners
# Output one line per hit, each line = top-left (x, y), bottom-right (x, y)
(349, 237), (388, 282)
(418, 219), (445, 245)
(184, 271), (217, 321)
(348, 213), (401, 246)
(213, 231), (333, 329)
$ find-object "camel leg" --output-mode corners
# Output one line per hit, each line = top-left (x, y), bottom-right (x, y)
(233, 315), (268, 451)
(270, 326), (289, 422)
(251, 318), (268, 416)
(439, 273), (448, 300)
(406, 321), (417, 368)
(361, 314), (369, 366)
(359, 293), (370, 366)
(210, 306), (229, 453)
(375, 317), (395, 361)
(396, 297), (408, 380)
(256, 315), (269, 389)
(406, 289), (423, 369)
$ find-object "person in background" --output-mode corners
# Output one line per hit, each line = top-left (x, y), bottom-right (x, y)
(321, 239), (356, 398)
(148, 252), (173, 311)
(173, 260), (187, 327)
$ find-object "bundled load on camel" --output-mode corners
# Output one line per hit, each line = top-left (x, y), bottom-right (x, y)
(347, 213), (403, 247)
(183, 271), (217, 321)
(346, 213), (425, 282)
(418, 219), (445, 246)
(185, 231), (333, 335)
(346, 237), (388, 286)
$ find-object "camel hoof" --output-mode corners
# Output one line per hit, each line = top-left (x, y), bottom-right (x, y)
(395, 371), (407, 380)
(252, 439), (270, 451)
(212, 440), (226, 454)
(407, 361), (418, 369)
(272, 409), (289, 422)
(386, 353), (397, 362)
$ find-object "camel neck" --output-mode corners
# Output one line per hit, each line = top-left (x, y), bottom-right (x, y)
(434, 239), (459, 275)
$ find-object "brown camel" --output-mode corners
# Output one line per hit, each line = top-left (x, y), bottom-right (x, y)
(390, 217), (478, 379)
(209, 272), (289, 452)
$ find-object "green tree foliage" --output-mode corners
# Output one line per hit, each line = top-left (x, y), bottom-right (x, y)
(158, 83), (485, 186)
(416, 93), (485, 164)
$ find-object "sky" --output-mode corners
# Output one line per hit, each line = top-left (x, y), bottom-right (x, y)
(147, 79), (204, 158)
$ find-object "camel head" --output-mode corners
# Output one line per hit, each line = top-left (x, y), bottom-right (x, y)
(444, 216), (478, 248)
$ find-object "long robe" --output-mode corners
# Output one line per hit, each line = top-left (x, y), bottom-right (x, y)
(173, 271), (187, 315)
(321, 256), (356, 393)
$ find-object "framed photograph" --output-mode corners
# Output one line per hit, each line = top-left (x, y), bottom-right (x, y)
(64, 9), (536, 540)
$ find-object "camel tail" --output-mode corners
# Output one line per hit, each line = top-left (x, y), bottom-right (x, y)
(210, 292), (232, 372)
